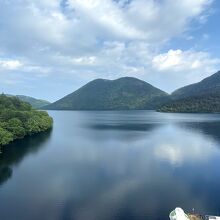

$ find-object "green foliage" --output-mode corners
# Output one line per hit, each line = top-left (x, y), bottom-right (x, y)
(6, 118), (25, 138)
(159, 71), (220, 113)
(45, 77), (170, 110)
(0, 94), (31, 111)
(172, 70), (220, 99)
(15, 95), (51, 109)
(158, 95), (220, 113)
(0, 94), (53, 146)
(6, 94), (51, 109)
(0, 127), (13, 145)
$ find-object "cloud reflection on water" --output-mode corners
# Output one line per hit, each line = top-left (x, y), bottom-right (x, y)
(153, 125), (219, 166)
(1, 111), (220, 220)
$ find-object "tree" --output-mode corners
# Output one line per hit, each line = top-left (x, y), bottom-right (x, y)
(0, 95), (53, 146)
(6, 118), (26, 139)
(0, 127), (13, 145)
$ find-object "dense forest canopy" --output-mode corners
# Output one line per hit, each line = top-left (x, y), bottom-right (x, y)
(157, 71), (220, 113)
(8, 95), (51, 109)
(158, 94), (220, 113)
(0, 94), (53, 146)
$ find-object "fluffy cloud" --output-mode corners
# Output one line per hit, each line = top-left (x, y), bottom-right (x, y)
(151, 49), (220, 89)
(0, 0), (213, 55)
(0, 59), (23, 70)
(0, 0), (218, 100)
(67, 0), (213, 42)
(152, 49), (220, 72)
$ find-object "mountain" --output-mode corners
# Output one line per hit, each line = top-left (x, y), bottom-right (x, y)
(45, 77), (170, 110)
(172, 70), (220, 99)
(158, 94), (220, 113)
(158, 70), (220, 113)
(6, 95), (50, 109)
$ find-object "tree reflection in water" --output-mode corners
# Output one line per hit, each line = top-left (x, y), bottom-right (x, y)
(0, 129), (52, 186)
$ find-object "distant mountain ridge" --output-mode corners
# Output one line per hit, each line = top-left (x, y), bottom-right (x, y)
(159, 70), (220, 113)
(158, 94), (220, 113)
(42, 70), (220, 112)
(45, 77), (170, 110)
(6, 95), (50, 109)
(172, 70), (220, 99)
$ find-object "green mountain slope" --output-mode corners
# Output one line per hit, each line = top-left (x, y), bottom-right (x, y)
(172, 70), (220, 99)
(6, 95), (50, 109)
(158, 94), (220, 113)
(45, 77), (170, 110)
(158, 70), (220, 113)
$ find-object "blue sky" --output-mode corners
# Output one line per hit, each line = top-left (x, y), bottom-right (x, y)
(0, 0), (220, 101)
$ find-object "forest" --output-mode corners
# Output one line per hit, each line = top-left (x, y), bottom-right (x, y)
(0, 94), (53, 146)
(158, 94), (220, 113)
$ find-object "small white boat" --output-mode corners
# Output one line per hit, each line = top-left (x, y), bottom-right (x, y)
(170, 208), (220, 220)
(169, 207), (190, 220)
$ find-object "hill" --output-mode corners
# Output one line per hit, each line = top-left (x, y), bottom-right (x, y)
(172, 70), (220, 99)
(6, 95), (50, 109)
(158, 70), (220, 113)
(158, 94), (220, 113)
(0, 94), (53, 146)
(16, 95), (50, 109)
(45, 77), (170, 110)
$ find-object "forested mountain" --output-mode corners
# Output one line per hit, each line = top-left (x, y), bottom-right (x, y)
(45, 77), (170, 110)
(158, 71), (220, 113)
(172, 70), (220, 99)
(0, 95), (53, 146)
(158, 94), (220, 113)
(6, 95), (50, 109)
(8, 70), (218, 113)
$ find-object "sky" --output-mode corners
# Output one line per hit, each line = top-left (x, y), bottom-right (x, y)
(0, 0), (220, 102)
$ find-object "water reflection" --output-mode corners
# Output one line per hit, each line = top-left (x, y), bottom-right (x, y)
(153, 125), (219, 166)
(0, 129), (52, 186)
(0, 166), (12, 186)
(87, 123), (158, 131)
(181, 121), (220, 143)
(1, 111), (220, 220)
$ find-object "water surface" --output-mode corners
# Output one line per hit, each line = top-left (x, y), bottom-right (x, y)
(1, 111), (220, 220)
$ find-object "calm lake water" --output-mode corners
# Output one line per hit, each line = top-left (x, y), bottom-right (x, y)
(1, 111), (220, 220)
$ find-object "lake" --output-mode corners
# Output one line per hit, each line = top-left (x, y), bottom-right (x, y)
(1, 110), (220, 220)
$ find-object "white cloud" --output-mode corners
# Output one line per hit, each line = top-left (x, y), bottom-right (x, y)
(151, 49), (220, 91)
(0, 59), (23, 70)
(152, 49), (220, 72)
(0, 0), (213, 55)
(152, 49), (220, 80)
(67, 0), (214, 42)
(71, 56), (97, 65)
(0, 0), (218, 99)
